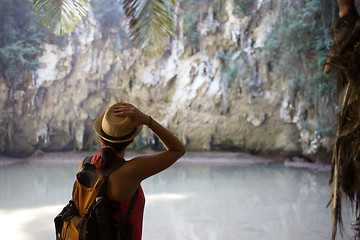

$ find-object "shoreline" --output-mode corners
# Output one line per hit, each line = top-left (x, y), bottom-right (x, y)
(0, 150), (331, 172)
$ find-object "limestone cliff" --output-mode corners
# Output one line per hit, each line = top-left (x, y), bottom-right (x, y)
(0, 0), (337, 159)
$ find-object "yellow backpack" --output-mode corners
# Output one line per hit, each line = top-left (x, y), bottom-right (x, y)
(54, 156), (138, 240)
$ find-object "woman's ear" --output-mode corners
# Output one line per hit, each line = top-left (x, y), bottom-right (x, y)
(99, 136), (105, 145)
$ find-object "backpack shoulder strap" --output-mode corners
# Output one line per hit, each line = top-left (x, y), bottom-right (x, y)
(118, 187), (139, 238)
(82, 155), (125, 176)
(128, 188), (139, 212)
(82, 156), (94, 167)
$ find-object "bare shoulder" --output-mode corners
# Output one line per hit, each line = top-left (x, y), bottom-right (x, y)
(109, 159), (134, 179)
(108, 155), (151, 183)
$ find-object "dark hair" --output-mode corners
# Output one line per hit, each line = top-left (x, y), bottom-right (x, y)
(97, 139), (133, 170)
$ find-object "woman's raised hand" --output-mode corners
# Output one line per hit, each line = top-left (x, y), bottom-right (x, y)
(113, 103), (150, 131)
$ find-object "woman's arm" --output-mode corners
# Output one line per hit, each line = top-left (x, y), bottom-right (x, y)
(113, 103), (186, 182)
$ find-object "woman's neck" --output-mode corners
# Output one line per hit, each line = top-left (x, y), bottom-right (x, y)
(116, 149), (126, 159)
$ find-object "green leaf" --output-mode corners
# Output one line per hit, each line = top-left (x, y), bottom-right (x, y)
(29, 0), (90, 35)
(123, 0), (177, 57)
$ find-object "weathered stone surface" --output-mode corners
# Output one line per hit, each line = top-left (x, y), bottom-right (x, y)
(0, 1), (335, 160)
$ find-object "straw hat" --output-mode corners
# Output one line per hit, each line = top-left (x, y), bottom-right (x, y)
(94, 102), (142, 143)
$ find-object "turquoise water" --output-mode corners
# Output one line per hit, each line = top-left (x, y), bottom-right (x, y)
(0, 153), (354, 240)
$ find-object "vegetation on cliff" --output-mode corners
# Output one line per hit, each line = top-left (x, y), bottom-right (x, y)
(263, 0), (338, 147)
(0, 0), (47, 155)
(0, 0), (345, 158)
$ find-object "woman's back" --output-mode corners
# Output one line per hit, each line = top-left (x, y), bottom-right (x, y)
(92, 153), (146, 240)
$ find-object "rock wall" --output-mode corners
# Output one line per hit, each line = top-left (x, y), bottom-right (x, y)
(0, 0), (337, 159)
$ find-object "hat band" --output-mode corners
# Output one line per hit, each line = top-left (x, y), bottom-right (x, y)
(101, 128), (137, 141)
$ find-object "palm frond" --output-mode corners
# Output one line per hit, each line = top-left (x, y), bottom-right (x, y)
(123, 0), (176, 57)
(326, 6), (360, 240)
(29, 0), (90, 35)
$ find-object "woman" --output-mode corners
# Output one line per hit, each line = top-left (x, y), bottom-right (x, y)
(79, 102), (186, 240)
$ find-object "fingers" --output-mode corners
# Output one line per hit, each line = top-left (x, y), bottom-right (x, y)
(112, 106), (137, 131)
(113, 104), (136, 116)
(113, 108), (130, 116)
(112, 103), (140, 126)
(111, 103), (147, 128)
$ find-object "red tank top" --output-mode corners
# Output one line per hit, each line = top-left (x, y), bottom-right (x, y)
(93, 154), (145, 240)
